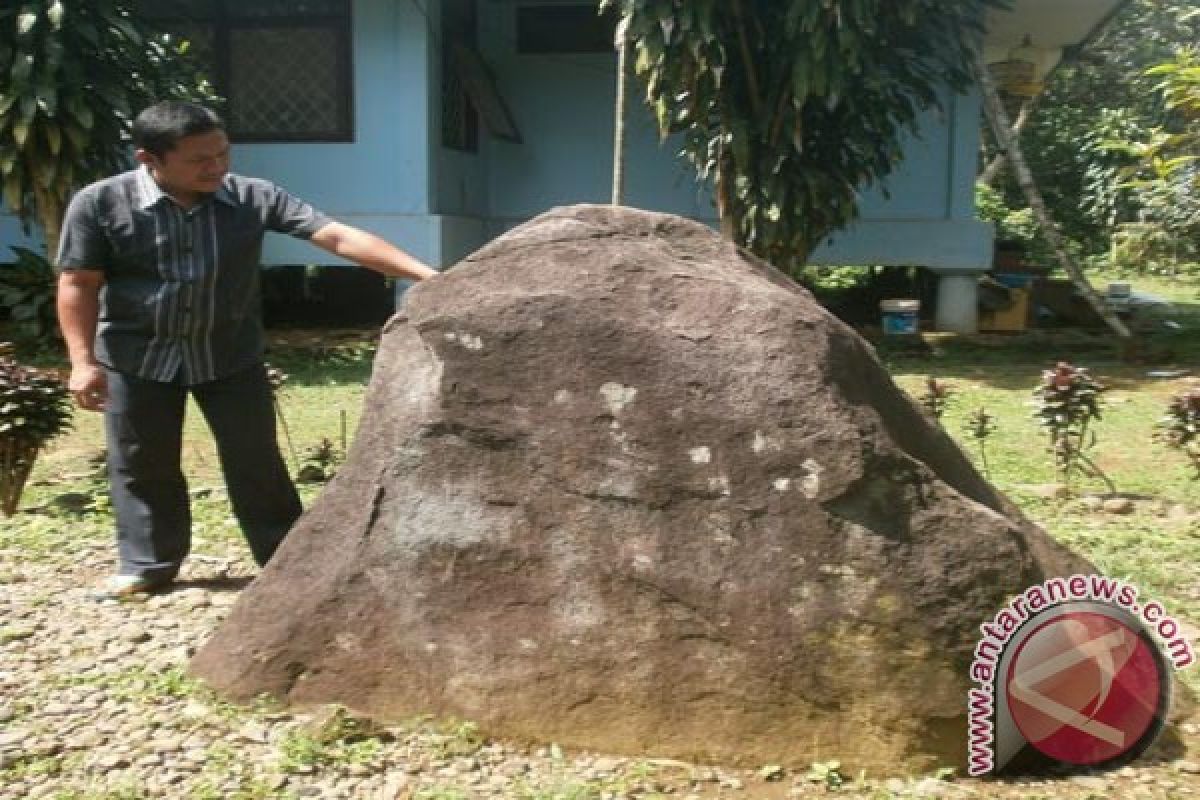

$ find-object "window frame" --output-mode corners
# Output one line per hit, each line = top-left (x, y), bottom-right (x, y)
(144, 0), (355, 143)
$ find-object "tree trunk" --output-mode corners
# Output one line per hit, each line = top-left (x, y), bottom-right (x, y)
(972, 51), (1131, 340)
(715, 151), (737, 240)
(29, 168), (63, 263)
(978, 95), (1039, 186)
(1, 437), (40, 517)
(611, 22), (630, 206)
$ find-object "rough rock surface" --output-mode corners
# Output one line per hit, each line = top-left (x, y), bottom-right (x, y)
(191, 205), (1089, 772)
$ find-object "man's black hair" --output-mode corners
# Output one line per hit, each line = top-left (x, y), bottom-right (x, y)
(132, 102), (225, 157)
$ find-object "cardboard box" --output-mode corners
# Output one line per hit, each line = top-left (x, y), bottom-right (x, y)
(979, 287), (1030, 332)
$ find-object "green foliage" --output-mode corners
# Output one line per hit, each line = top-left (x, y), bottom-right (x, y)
(1031, 362), (1113, 491)
(797, 264), (871, 291)
(1, 754), (67, 781)
(0, 341), (71, 515)
(412, 790), (471, 800)
(506, 781), (620, 800)
(974, 181), (1032, 241)
(602, 0), (1004, 268)
(1155, 386), (1200, 479)
(918, 376), (953, 423)
(1081, 109), (1148, 234)
(277, 706), (390, 774)
(112, 665), (198, 701)
(1111, 48), (1200, 268)
(0, 342), (71, 444)
(0, 245), (57, 343)
(38, 789), (147, 800)
(756, 764), (785, 782)
(276, 734), (379, 777)
(1147, 42), (1200, 169)
(267, 356), (351, 483)
(804, 759), (846, 790)
(1004, 1), (1200, 261)
(188, 778), (291, 800)
(964, 407), (997, 478)
(1108, 220), (1188, 276)
(427, 718), (484, 760)
(263, 360), (302, 470)
(296, 436), (344, 484)
(976, 182), (1042, 255)
(0, 0), (215, 247)
(48, 664), (204, 702)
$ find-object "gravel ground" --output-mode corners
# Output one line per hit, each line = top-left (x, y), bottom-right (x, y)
(1, 513), (1198, 799)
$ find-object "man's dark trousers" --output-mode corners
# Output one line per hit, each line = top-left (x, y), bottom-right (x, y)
(104, 363), (301, 581)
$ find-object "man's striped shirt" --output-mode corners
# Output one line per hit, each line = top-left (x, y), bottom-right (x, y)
(57, 166), (330, 384)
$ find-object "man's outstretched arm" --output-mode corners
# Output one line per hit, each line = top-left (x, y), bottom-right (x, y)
(309, 222), (439, 282)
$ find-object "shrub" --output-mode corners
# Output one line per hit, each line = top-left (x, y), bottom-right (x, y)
(1155, 386), (1200, 479)
(0, 343), (72, 515)
(0, 247), (58, 345)
(918, 377), (954, 423)
(1032, 362), (1114, 492)
(964, 407), (997, 479)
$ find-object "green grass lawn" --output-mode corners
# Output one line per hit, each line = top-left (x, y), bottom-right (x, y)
(2, 334), (378, 582)
(885, 272), (1200, 695)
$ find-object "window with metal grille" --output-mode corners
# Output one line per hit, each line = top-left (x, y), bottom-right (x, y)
(137, 0), (353, 142)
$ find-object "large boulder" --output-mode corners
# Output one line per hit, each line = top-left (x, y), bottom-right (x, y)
(191, 205), (1086, 772)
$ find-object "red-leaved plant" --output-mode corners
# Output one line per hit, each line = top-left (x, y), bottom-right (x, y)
(918, 376), (954, 424)
(1, 343), (72, 515)
(1155, 387), (1200, 479)
(1032, 362), (1115, 493)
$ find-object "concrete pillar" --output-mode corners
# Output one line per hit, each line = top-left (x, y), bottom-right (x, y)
(935, 272), (980, 334)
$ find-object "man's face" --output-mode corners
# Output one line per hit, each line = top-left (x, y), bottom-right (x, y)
(139, 129), (231, 197)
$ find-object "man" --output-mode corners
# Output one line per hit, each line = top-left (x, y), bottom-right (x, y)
(56, 102), (438, 597)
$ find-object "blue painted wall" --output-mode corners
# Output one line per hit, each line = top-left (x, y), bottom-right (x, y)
(234, 0), (437, 266)
(472, 2), (710, 230)
(812, 88), (991, 268)
(452, 0), (990, 269)
(1, 0), (990, 274)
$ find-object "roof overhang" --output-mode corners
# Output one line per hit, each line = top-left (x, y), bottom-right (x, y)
(984, 0), (1129, 79)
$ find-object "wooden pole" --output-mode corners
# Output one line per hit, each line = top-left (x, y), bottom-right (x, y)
(611, 18), (630, 206)
(972, 51), (1131, 340)
(978, 95), (1039, 186)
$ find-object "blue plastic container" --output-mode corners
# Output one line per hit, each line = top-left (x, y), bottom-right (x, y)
(994, 272), (1035, 289)
(880, 299), (920, 335)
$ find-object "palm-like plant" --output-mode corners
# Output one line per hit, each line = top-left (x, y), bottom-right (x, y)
(0, 246), (57, 342)
(0, 1), (214, 259)
(0, 342), (71, 515)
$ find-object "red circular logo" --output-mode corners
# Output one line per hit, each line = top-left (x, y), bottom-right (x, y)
(1005, 611), (1164, 766)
